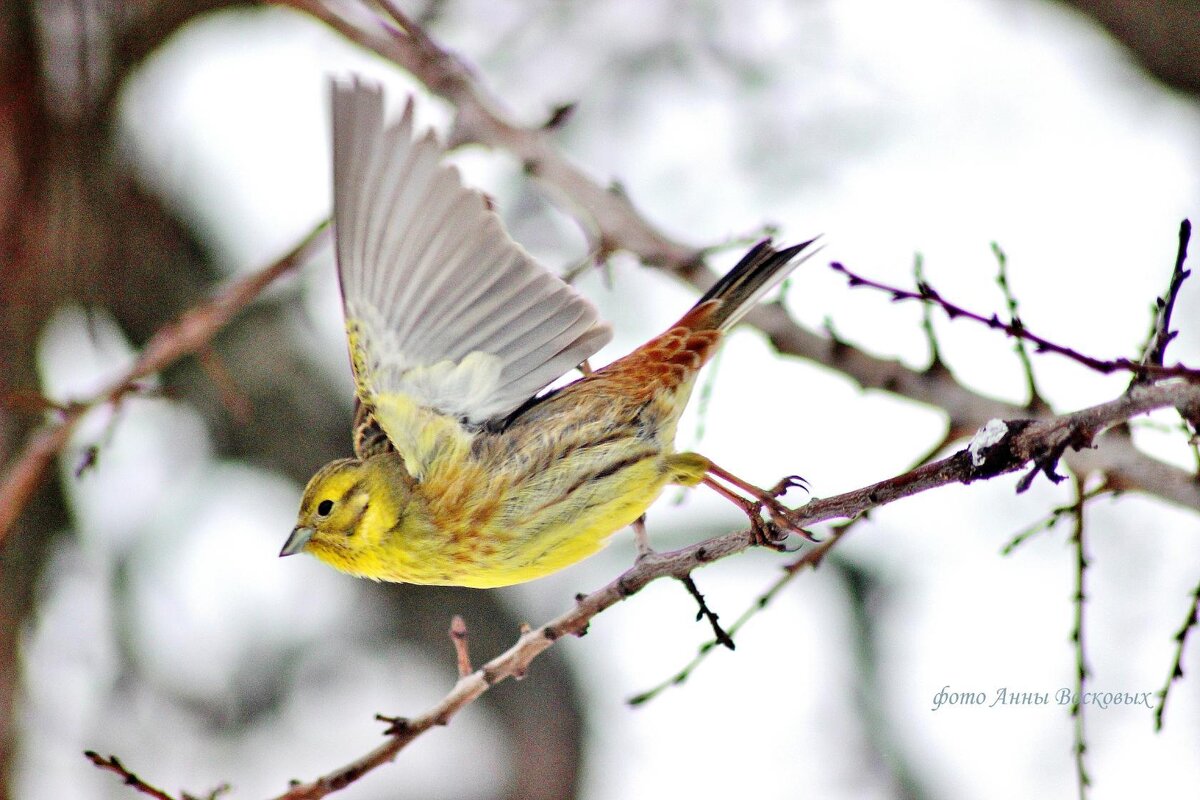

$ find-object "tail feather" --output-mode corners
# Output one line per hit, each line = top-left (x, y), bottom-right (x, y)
(680, 237), (819, 331)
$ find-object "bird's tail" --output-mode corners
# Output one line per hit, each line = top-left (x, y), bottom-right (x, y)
(677, 237), (819, 332)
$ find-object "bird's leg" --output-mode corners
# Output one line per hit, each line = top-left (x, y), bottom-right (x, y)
(702, 461), (816, 545)
(700, 476), (784, 548)
(631, 514), (654, 560)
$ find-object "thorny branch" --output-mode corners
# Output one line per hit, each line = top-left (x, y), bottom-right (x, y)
(0, 221), (330, 545)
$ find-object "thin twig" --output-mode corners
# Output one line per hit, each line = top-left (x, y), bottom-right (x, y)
(1000, 485), (1114, 556)
(1153, 578), (1200, 731)
(1068, 476), (1092, 800)
(690, 342), (725, 446)
(84, 752), (177, 800)
(830, 261), (1200, 383)
(450, 615), (472, 677)
(992, 242), (1046, 411)
(632, 429), (962, 705)
(0, 220), (329, 546)
(913, 253), (944, 370)
(678, 575), (734, 650)
(1136, 219), (1192, 383)
(628, 521), (854, 706)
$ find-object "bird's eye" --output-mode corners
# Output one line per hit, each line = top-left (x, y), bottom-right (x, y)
(317, 499), (334, 516)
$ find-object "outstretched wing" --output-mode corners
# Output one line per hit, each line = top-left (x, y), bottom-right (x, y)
(331, 77), (612, 463)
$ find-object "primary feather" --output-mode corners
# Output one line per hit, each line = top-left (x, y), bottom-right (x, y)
(331, 77), (613, 427)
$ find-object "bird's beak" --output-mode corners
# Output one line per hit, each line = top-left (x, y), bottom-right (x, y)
(280, 526), (315, 557)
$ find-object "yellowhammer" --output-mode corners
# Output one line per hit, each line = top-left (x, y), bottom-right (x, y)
(281, 76), (817, 588)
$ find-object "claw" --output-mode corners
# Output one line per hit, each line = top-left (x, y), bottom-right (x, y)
(699, 462), (817, 546)
(758, 496), (817, 542)
(769, 474), (809, 497)
(750, 519), (792, 551)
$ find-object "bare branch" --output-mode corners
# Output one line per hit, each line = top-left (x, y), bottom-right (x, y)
(84, 752), (177, 800)
(829, 260), (1200, 383)
(0, 220), (330, 545)
(450, 615), (472, 677)
(1136, 218), (1193, 383)
(1154, 577), (1200, 731)
(678, 575), (734, 650)
(629, 518), (857, 706)
(1068, 477), (1092, 800)
(992, 242), (1048, 411)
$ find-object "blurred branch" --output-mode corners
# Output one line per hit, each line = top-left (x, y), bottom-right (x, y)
(84, 752), (177, 800)
(1056, 0), (1200, 97)
(258, 379), (1196, 797)
(274, 0), (699, 268)
(0, 220), (329, 547)
(271, 0), (1200, 514)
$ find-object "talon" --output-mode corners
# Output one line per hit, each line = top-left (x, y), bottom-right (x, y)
(769, 474), (809, 497)
(748, 516), (784, 549)
(759, 497), (818, 542)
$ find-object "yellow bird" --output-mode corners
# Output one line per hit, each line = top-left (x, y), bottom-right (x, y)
(281, 77), (818, 588)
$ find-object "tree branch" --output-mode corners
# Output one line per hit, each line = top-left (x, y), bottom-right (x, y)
(83, 752), (177, 800)
(0, 221), (329, 546)
(828, 260), (1199, 383)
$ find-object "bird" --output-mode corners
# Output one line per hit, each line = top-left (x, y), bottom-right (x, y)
(280, 76), (818, 588)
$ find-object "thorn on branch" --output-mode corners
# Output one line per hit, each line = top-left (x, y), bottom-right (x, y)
(376, 714), (411, 736)
(679, 574), (734, 650)
(1016, 427), (1096, 494)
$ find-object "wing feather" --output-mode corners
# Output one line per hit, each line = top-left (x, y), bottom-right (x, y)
(331, 76), (612, 429)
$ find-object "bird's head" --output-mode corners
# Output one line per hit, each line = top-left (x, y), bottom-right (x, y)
(282, 458), (375, 566)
